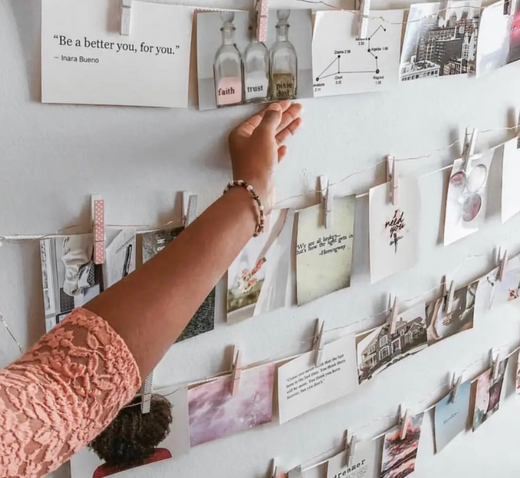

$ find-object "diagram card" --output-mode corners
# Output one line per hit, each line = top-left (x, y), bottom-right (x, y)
(41, 0), (192, 107)
(296, 196), (356, 305)
(313, 10), (404, 97)
(278, 335), (359, 424)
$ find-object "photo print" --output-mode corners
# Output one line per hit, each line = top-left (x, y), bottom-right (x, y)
(197, 9), (313, 110)
(70, 387), (190, 478)
(369, 177), (420, 284)
(516, 352), (520, 395)
(296, 196), (356, 305)
(508, 0), (520, 63)
(141, 228), (215, 341)
(380, 413), (424, 478)
(426, 282), (477, 345)
(188, 362), (276, 447)
(227, 209), (294, 322)
(400, 1), (481, 82)
(502, 138), (520, 223)
(326, 440), (380, 478)
(356, 302), (428, 384)
(40, 234), (102, 333)
(434, 380), (471, 453)
(444, 151), (494, 246)
(103, 228), (137, 289)
(312, 9), (405, 97)
(472, 359), (508, 431)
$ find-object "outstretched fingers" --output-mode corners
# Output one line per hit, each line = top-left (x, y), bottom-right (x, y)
(276, 116), (302, 145)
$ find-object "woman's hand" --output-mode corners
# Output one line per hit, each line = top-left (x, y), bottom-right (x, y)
(228, 101), (302, 213)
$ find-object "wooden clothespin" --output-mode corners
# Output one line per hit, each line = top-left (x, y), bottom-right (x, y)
(462, 127), (478, 172)
(91, 195), (105, 265)
(182, 191), (198, 227)
(449, 372), (462, 404)
(388, 295), (399, 334)
(269, 459), (278, 478)
(312, 318), (325, 367)
(442, 276), (455, 314)
(140, 371), (153, 414)
(120, 0), (132, 36)
(254, 0), (269, 42)
(386, 156), (398, 206)
(319, 175), (333, 229)
(491, 350), (501, 381)
(342, 430), (356, 467)
(288, 465), (303, 478)
(398, 405), (410, 440)
(438, 0), (453, 21)
(497, 247), (509, 282)
(231, 346), (242, 396)
(504, 0), (512, 15)
(356, 0), (371, 38)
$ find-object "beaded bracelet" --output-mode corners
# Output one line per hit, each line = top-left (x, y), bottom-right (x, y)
(223, 180), (265, 237)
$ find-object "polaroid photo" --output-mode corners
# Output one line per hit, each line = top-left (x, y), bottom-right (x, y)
(197, 9), (313, 110)
(227, 209), (294, 322)
(296, 196), (356, 305)
(434, 380), (471, 453)
(141, 227), (215, 341)
(313, 9), (405, 97)
(426, 282), (477, 345)
(380, 413), (424, 478)
(400, 1), (481, 83)
(369, 178), (420, 284)
(472, 359), (508, 431)
(103, 228), (137, 289)
(70, 387), (190, 478)
(444, 151), (494, 246)
(188, 362), (276, 447)
(356, 301), (427, 384)
(40, 234), (102, 333)
(502, 138), (520, 223)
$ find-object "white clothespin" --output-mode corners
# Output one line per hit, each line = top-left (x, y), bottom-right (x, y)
(254, 0), (269, 42)
(182, 191), (198, 227)
(388, 295), (399, 334)
(398, 405), (410, 440)
(449, 372), (462, 403)
(497, 247), (509, 282)
(442, 276), (455, 314)
(343, 430), (357, 467)
(269, 459), (278, 478)
(319, 175), (333, 229)
(491, 349), (501, 381)
(231, 346), (242, 396)
(140, 371), (153, 414)
(312, 318), (325, 367)
(356, 0), (371, 38)
(386, 156), (398, 206)
(120, 0), (132, 36)
(91, 195), (105, 265)
(288, 465), (303, 478)
(462, 127), (478, 172)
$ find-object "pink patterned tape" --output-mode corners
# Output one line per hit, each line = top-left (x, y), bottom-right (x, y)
(256, 0), (268, 42)
(93, 199), (105, 265)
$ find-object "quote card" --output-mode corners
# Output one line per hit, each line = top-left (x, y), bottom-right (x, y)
(103, 227), (136, 288)
(313, 9), (404, 97)
(434, 380), (471, 453)
(326, 440), (380, 478)
(41, 0), (192, 107)
(444, 152), (494, 246)
(502, 138), (520, 223)
(369, 178), (420, 284)
(297, 196), (356, 305)
(278, 335), (359, 424)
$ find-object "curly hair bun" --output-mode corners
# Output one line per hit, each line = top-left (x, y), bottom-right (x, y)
(89, 394), (173, 468)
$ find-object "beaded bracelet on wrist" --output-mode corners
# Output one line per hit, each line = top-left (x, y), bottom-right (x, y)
(223, 180), (265, 237)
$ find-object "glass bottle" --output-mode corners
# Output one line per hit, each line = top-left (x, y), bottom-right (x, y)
(214, 12), (243, 107)
(243, 13), (270, 103)
(269, 10), (298, 100)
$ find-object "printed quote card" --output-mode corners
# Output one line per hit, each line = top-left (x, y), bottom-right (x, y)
(502, 138), (520, 223)
(297, 196), (356, 305)
(369, 178), (420, 284)
(277, 335), (359, 424)
(326, 440), (380, 478)
(41, 0), (192, 107)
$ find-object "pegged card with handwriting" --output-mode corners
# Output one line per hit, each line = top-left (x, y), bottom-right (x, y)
(41, 0), (192, 107)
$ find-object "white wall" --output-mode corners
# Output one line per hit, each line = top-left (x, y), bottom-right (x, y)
(2, 0), (520, 477)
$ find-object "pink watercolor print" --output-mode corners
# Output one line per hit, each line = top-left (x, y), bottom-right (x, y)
(188, 363), (276, 447)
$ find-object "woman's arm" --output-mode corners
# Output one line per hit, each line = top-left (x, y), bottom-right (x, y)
(86, 101), (302, 379)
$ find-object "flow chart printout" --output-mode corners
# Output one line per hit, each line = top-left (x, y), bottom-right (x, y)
(41, 0), (192, 107)
(312, 9), (404, 97)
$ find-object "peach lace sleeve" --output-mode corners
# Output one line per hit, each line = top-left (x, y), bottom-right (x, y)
(0, 308), (141, 478)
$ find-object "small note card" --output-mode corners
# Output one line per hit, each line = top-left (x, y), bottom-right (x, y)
(41, 0), (192, 107)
